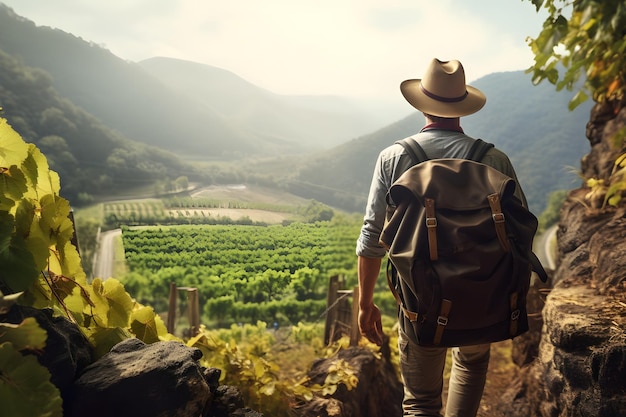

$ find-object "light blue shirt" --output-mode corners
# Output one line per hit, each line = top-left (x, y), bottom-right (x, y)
(355, 129), (527, 258)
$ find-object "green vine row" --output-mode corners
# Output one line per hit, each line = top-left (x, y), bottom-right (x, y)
(0, 117), (367, 416)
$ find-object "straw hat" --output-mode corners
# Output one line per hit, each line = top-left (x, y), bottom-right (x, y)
(400, 59), (486, 117)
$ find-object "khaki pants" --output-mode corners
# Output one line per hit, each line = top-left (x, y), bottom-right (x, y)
(398, 328), (490, 417)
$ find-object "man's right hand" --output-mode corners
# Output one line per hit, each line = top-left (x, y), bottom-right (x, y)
(358, 303), (383, 346)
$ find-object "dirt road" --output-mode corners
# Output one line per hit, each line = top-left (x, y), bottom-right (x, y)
(93, 228), (121, 279)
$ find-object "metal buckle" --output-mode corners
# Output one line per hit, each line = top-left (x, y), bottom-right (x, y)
(437, 316), (448, 326)
(511, 310), (520, 320)
(492, 213), (505, 223)
(426, 217), (437, 228)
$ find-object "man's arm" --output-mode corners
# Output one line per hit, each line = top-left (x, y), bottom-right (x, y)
(358, 255), (383, 346)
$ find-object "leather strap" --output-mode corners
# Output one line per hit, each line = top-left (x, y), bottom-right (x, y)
(386, 261), (419, 322)
(424, 198), (438, 261)
(401, 305), (419, 322)
(434, 299), (452, 345)
(509, 293), (520, 336)
(487, 193), (510, 251)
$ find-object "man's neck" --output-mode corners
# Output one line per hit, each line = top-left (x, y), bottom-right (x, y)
(421, 117), (463, 133)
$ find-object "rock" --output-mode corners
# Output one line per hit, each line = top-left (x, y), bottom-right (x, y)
(294, 339), (403, 417)
(496, 101), (626, 417)
(1, 305), (93, 400)
(208, 385), (245, 417)
(68, 338), (211, 417)
(511, 274), (552, 367)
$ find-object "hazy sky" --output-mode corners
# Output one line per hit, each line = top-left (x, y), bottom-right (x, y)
(2, 1), (546, 103)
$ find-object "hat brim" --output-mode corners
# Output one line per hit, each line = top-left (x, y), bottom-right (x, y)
(400, 79), (486, 117)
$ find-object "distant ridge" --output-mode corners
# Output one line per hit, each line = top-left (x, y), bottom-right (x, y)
(292, 70), (592, 214)
(0, 3), (593, 214)
(0, 4), (387, 158)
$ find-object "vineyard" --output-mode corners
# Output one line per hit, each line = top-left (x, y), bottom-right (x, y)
(118, 218), (398, 328)
(101, 196), (334, 229)
(1, 116), (395, 417)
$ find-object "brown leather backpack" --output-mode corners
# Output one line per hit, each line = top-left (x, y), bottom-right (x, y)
(380, 138), (547, 347)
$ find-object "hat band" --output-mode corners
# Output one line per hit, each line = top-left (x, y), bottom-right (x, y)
(420, 84), (468, 103)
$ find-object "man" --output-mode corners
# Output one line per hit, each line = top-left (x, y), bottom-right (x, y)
(356, 58), (527, 417)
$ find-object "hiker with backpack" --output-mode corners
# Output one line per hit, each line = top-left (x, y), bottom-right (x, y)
(356, 58), (544, 417)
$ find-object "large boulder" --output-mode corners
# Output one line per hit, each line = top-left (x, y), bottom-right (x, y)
(68, 338), (211, 417)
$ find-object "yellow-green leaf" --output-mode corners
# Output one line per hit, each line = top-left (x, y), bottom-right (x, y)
(0, 342), (63, 417)
(87, 278), (133, 328)
(130, 305), (168, 344)
(0, 118), (30, 168)
(0, 318), (47, 351)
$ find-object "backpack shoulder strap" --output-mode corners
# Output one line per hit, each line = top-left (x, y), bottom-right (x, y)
(466, 138), (495, 162)
(398, 137), (494, 164)
(395, 138), (429, 165)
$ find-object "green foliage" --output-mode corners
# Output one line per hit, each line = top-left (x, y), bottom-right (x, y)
(187, 322), (362, 417)
(526, 0), (626, 209)
(0, 342), (63, 417)
(0, 118), (176, 415)
(538, 189), (568, 231)
(119, 219), (365, 325)
(585, 153), (626, 209)
(0, 48), (197, 204)
(526, 0), (626, 107)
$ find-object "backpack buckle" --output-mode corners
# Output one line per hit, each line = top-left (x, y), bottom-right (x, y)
(437, 316), (448, 326)
(426, 217), (437, 227)
(492, 213), (505, 223)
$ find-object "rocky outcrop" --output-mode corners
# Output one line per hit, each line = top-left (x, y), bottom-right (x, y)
(67, 338), (263, 417)
(294, 339), (404, 417)
(497, 101), (626, 416)
(2, 306), (93, 401)
(0, 305), (263, 417)
(68, 338), (211, 417)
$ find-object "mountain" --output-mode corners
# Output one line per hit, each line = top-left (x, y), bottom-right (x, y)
(138, 57), (387, 150)
(0, 47), (196, 203)
(290, 70), (593, 214)
(0, 3), (593, 215)
(0, 4), (385, 159)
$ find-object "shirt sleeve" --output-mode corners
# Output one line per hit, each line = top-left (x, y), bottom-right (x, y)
(356, 152), (391, 258)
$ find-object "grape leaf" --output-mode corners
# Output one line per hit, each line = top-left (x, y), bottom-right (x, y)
(0, 118), (29, 167)
(85, 326), (131, 359)
(0, 165), (27, 212)
(130, 305), (168, 344)
(0, 212), (40, 292)
(87, 278), (133, 328)
(0, 342), (63, 417)
(0, 317), (47, 351)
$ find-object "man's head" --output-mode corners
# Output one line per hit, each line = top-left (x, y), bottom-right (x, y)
(400, 58), (486, 118)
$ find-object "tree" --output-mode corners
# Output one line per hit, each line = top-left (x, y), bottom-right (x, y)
(527, 0), (626, 109)
(526, 0), (626, 207)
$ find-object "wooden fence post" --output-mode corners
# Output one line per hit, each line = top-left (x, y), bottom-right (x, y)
(324, 275), (340, 345)
(350, 286), (360, 346)
(167, 282), (177, 334)
(188, 288), (200, 337)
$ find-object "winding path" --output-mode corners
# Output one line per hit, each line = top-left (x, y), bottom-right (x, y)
(93, 228), (121, 280)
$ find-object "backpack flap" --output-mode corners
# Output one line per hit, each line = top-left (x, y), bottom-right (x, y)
(381, 158), (541, 347)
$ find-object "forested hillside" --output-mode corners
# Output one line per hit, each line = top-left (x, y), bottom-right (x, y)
(291, 71), (592, 214)
(0, 2), (592, 215)
(0, 49), (196, 203)
(0, 4), (382, 158)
